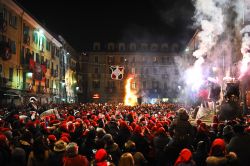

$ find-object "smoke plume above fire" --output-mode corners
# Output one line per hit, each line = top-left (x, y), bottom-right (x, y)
(184, 0), (246, 94)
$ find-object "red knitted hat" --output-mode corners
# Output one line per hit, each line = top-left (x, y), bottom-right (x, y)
(60, 136), (69, 143)
(48, 134), (57, 142)
(95, 149), (107, 162)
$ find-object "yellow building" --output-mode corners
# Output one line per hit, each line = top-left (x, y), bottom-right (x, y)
(0, 0), (62, 106)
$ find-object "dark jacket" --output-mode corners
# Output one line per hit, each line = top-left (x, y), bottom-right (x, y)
(48, 151), (65, 166)
(153, 134), (170, 166)
(227, 133), (250, 166)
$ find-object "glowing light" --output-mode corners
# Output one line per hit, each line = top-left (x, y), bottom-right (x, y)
(124, 77), (137, 106)
(26, 72), (33, 78)
(93, 93), (100, 99)
(38, 29), (44, 34)
(185, 57), (205, 91)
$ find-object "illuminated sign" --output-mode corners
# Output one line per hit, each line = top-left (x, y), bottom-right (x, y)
(92, 93), (100, 99)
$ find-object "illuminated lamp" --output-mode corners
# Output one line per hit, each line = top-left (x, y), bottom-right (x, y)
(92, 93), (100, 99)
(26, 72), (33, 78)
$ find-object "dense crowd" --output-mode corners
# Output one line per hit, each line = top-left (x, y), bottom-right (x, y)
(0, 102), (250, 166)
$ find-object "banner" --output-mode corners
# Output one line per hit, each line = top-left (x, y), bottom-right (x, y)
(110, 66), (124, 80)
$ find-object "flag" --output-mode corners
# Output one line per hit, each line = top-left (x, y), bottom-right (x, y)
(110, 66), (124, 80)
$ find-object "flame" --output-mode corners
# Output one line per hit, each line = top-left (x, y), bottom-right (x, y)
(124, 77), (137, 106)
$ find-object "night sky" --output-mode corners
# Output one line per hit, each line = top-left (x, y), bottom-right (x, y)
(15, 0), (195, 52)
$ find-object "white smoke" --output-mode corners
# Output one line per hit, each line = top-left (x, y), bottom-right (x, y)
(192, 0), (225, 59)
(239, 26), (250, 79)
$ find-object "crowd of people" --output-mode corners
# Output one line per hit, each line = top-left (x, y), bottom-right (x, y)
(0, 102), (250, 166)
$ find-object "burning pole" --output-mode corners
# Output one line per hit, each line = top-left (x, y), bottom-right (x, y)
(124, 77), (137, 106)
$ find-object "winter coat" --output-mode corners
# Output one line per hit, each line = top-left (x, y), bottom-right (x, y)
(63, 154), (89, 166)
(227, 133), (250, 166)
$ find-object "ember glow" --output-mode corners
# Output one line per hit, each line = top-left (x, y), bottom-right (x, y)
(124, 77), (137, 106)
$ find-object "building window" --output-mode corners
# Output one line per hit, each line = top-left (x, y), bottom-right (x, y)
(132, 56), (135, 63)
(108, 80), (114, 88)
(120, 57), (124, 63)
(152, 81), (159, 89)
(0, 8), (7, 21)
(132, 68), (135, 74)
(9, 13), (17, 28)
(153, 57), (158, 63)
(107, 56), (114, 64)
(9, 68), (13, 81)
(150, 44), (158, 51)
(108, 43), (115, 51)
(142, 57), (146, 62)
(142, 81), (146, 89)
(8, 39), (16, 54)
(132, 82), (136, 89)
(94, 56), (99, 63)
(141, 43), (148, 50)
(119, 43), (125, 51)
(94, 67), (99, 74)
(130, 43), (136, 51)
(161, 43), (168, 51)
(93, 80), (100, 89)
(153, 68), (157, 74)
(93, 42), (100, 51)
(46, 40), (51, 51)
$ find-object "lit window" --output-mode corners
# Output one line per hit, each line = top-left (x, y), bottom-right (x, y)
(132, 82), (136, 89)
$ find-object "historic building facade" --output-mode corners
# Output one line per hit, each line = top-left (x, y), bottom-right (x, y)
(79, 42), (181, 103)
(0, 0), (78, 105)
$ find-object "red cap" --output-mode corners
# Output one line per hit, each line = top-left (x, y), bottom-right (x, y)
(60, 136), (69, 143)
(95, 149), (107, 162)
(48, 134), (57, 142)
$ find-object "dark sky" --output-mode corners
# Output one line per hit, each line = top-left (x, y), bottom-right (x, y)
(15, 0), (195, 52)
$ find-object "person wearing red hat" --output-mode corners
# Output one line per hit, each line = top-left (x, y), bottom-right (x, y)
(206, 138), (237, 166)
(153, 127), (170, 166)
(0, 134), (11, 166)
(47, 134), (57, 151)
(92, 148), (114, 166)
(227, 124), (250, 166)
(174, 148), (195, 166)
(130, 125), (150, 160)
(60, 136), (70, 144)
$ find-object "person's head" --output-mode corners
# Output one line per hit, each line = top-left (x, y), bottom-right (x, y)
(118, 152), (134, 166)
(177, 108), (189, 121)
(174, 148), (193, 166)
(0, 134), (9, 147)
(33, 136), (48, 160)
(53, 140), (67, 152)
(124, 140), (136, 152)
(196, 141), (207, 154)
(95, 149), (108, 163)
(233, 124), (245, 135)
(65, 142), (78, 157)
(209, 138), (226, 157)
